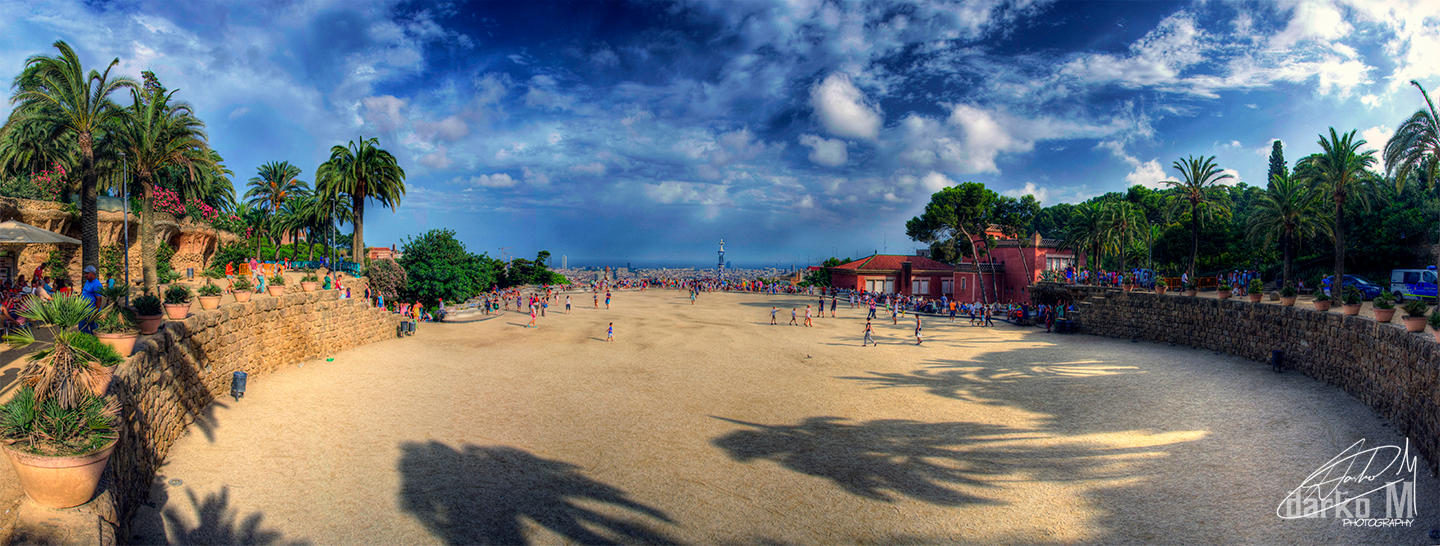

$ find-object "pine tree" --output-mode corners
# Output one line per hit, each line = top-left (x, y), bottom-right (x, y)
(1267, 140), (1286, 190)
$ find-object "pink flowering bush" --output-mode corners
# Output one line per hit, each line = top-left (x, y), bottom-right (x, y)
(0, 163), (67, 201)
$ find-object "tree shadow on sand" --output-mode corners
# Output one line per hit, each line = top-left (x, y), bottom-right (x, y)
(398, 442), (677, 545)
(143, 486), (302, 545)
(710, 416), (1177, 508)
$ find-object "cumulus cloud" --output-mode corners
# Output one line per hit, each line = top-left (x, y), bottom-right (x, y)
(415, 116), (469, 142)
(463, 173), (518, 188)
(1360, 125), (1394, 155)
(571, 162), (607, 176)
(798, 134), (848, 166)
(645, 180), (729, 205)
(419, 146), (452, 170)
(361, 95), (407, 132)
(524, 75), (576, 111)
(1125, 160), (1168, 188)
(1004, 182), (1049, 203)
(810, 73), (882, 140)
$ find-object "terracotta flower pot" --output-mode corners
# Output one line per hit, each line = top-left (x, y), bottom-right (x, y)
(1405, 316), (1427, 333)
(3, 439), (116, 509)
(95, 332), (138, 357)
(198, 295), (221, 310)
(1249, 293), (1262, 303)
(1218, 290), (1232, 300)
(1433, 329), (1440, 343)
(136, 314), (163, 335)
(267, 286), (286, 297)
(1185, 290), (1197, 297)
(1343, 303), (1361, 315)
(164, 303), (190, 320)
(1314, 300), (1332, 312)
(301, 281), (318, 292)
(1373, 308), (1396, 323)
(1281, 296), (1297, 306)
(1156, 285), (1167, 295)
(234, 291), (253, 303)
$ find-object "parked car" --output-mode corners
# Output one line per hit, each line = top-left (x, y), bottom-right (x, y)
(1321, 274), (1385, 299)
(1390, 267), (1438, 302)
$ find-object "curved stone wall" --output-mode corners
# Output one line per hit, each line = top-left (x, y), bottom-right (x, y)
(1071, 287), (1440, 471)
(106, 289), (401, 532)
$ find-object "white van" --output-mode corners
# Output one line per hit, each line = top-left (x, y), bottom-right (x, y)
(1390, 267), (1437, 301)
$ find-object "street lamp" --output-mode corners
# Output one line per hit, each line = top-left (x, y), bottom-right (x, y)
(120, 151), (129, 304)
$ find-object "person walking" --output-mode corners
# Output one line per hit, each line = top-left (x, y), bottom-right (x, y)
(770, 306), (778, 325)
(607, 322), (614, 342)
(863, 319), (875, 347)
(983, 305), (995, 327)
(914, 314), (923, 345)
(804, 305), (813, 327)
(789, 308), (798, 326)
(830, 296), (837, 318)
(565, 295), (572, 313)
(527, 305), (537, 328)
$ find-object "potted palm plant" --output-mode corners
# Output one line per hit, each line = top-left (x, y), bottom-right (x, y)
(1281, 284), (1297, 306)
(1155, 279), (1167, 295)
(232, 276), (253, 303)
(163, 284), (192, 320)
(99, 284), (128, 310)
(1341, 288), (1362, 316)
(196, 282), (222, 310)
(132, 293), (163, 335)
(1313, 292), (1332, 311)
(0, 295), (122, 508)
(1248, 279), (1263, 303)
(1372, 292), (1396, 323)
(1184, 281), (1197, 297)
(300, 274), (319, 292)
(1403, 300), (1429, 332)
(203, 267), (228, 291)
(1217, 281), (1233, 300)
(267, 273), (286, 297)
(94, 305), (138, 357)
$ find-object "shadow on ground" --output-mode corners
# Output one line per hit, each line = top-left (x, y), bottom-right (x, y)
(134, 486), (301, 545)
(398, 442), (677, 545)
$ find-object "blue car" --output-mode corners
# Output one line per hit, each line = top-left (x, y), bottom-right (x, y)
(1321, 274), (1384, 299)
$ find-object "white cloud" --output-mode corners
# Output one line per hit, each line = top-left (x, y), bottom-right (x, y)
(415, 115), (469, 142)
(1219, 168), (1242, 186)
(1359, 125), (1394, 155)
(1004, 181), (1049, 203)
(644, 180), (729, 205)
(1125, 159), (1168, 188)
(464, 173), (517, 188)
(419, 146), (452, 170)
(524, 75), (577, 111)
(1271, 0), (1351, 48)
(1061, 12), (1204, 89)
(360, 95), (407, 132)
(810, 73), (882, 140)
(522, 167), (550, 186)
(919, 171), (954, 193)
(571, 162), (607, 176)
(798, 134), (848, 166)
(227, 106), (249, 120)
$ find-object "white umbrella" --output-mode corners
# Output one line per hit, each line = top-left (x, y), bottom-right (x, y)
(0, 220), (80, 245)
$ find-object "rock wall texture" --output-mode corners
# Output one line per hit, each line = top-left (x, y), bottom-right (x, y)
(1070, 287), (1440, 471)
(105, 288), (401, 533)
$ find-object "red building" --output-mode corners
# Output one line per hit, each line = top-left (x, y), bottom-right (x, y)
(367, 246), (400, 261)
(827, 231), (1077, 304)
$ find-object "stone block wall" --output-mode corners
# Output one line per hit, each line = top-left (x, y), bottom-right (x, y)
(105, 288), (401, 530)
(1070, 287), (1440, 471)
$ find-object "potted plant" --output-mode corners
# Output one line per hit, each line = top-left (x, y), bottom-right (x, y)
(1403, 300), (1429, 332)
(1122, 274), (1134, 292)
(1280, 284), (1297, 306)
(94, 305), (139, 357)
(1313, 292), (1332, 311)
(99, 284), (128, 310)
(197, 282), (223, 310)
(300, 274), (320, 292)
(232, 276), (253, 303)
(1155, 280), (1167, 295)
(1341, 288), (1362, 316)
(1184, 281), (1197, 297)
(0, 295), (122, 508)
(1430, 310), (1440, 342)
(132, 293), (163, 335)
(266, 273), (286, 297)
(1248, 279), (1263, 303)
(1372, 292), (1396, 323)
(1217, 281), (1233, 300)
(163, 284), (192, 320)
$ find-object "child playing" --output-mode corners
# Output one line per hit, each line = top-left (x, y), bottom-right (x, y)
(606, 322), (614, 342)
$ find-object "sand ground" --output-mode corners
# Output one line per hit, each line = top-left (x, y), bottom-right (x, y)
(125, 289), (1440, 544)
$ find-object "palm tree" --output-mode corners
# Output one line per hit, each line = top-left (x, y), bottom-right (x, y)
(0, 110), (75, 178)
(315, 136), (406, 263)
(1163, 155), (1233, 279)
(1297, 128), (1378, 302)
(1062, 201), (1107, 272)
(114, 73), (212, 293)
(1246, 172), (1331, 287)
(245, 161), (308, 259)
(10, 40), (136, 272)
(1384, 80), (1440, 276)
(1102, 200), (1144, 275)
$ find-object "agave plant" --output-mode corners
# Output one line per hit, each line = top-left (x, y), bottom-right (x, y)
(2, 295), (122, 415)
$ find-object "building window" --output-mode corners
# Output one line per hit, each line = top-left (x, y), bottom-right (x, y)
(912, 278), (930, 294)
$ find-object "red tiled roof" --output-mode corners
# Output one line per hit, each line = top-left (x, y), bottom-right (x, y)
(831, 254), (955, 271)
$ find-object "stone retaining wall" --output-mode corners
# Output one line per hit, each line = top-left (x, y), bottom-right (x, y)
(1070, 287), (1440, 471)
(106, 289), (401, 533)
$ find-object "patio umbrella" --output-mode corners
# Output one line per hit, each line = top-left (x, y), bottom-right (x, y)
(0, 220), (80, 245)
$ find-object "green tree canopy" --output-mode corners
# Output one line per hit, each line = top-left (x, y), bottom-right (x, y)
(397, 229), (497, 307)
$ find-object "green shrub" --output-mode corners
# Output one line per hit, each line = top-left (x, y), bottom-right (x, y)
(131, 294), (162, 316)
(99, 244), (124, 281)
(163, 284), (191, 304)
(197, 283), (222, 297)
(94, 306), (135, 335)
(156, 242), (178, 283)
(1315, 292), (1330, 302)
(1430, 310), (1440, 329)
(1343, 288), (1362, 305)
(1249, 279), (1263, 293)
(232, 276), (252, 291)
(301, 274), (319, 283)
(0, 387), (117, 456)
(1281, 284), (1297, 298)
(1217, 281), (1232, 291)
(1403, 300), (1429, 318)
(269, 273), (285, 286)
(44, 249), (69, 280)
(1374, 292), (1394, 309)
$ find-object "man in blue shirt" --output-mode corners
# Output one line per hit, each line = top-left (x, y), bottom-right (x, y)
(81, 266), (102, 308)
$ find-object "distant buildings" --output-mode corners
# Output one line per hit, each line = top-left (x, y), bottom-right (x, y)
(825, 229), (1074, 303)
(367, 246), (401, 261)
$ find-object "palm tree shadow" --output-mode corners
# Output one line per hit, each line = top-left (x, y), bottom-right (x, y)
(710, 416), (1168, 508)
(398, 442), (677, 545)
(156, 486), (302, 545)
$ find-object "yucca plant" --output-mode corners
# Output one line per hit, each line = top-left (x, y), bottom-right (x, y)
(269, 272), (285, 286)
(0, 295), (122, 453)
(197, 283), (222, 297)
(232, 276), (252, 291)
(1374, 291), (1395, 310)
(163, 284), (192, 305)
(1344, 288), (1362, 305)
(301, 274), (319, 283)
(1404, 300), (1429, 318)
(93, 305), (136, 335)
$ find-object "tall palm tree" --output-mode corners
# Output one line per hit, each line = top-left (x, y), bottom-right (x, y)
(0, 110), (75, 178)
(1246, 172), (1331, 287)
(1384, 79), (1440, 276)
(1102, 200), (1145, 275)
(245, 161), (308, 259)
(1297, 128), (1378, 302)
(10, 40), (136, 272)
(114, 73), (212, 293)
(1062, 201), (1107, 272)
(315, 136), (406, 263)
(1163, 155), (1233, 279)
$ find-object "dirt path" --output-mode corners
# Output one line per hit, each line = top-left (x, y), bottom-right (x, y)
(129, 290), (1440, 544)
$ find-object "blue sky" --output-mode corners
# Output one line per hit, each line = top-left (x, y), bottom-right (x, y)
(0, 0), (1436, 267)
